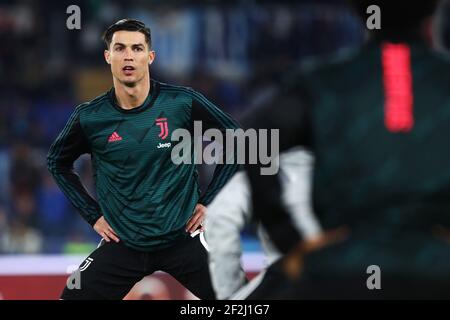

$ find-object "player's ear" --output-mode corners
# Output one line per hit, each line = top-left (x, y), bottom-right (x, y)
(104, 49), (111, 64)
(149, 50), (155, 65)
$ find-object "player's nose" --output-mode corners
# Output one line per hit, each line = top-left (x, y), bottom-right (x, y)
(124, 48), (134, 60)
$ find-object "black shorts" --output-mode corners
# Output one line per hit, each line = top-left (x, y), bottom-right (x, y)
(61, 233), (215, 300)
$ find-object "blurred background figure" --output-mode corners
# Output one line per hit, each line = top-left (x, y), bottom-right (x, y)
(245, 0), (450, 299)
(206, 147), (321, 300)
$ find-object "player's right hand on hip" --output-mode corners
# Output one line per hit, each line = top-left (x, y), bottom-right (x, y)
(93, 216), (120, 243)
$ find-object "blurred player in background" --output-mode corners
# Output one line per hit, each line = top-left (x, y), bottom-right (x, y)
(47, 19), (239, 299)
(206, 147), (321, 299)
(245, 0), (450, 298)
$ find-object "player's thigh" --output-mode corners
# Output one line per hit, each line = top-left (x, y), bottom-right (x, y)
(160, 234), (216, 300)
(61, 241), (147, 300)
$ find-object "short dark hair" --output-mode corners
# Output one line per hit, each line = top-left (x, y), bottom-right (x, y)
(102, 19), (151, 49)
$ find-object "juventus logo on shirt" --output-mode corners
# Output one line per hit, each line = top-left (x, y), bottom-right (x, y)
(155, 118), (169, 139)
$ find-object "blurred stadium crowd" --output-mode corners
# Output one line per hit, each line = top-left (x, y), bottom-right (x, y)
(1, 0), (447, 254)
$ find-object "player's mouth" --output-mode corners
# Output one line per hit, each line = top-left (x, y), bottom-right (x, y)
(122, 66), (135, 76)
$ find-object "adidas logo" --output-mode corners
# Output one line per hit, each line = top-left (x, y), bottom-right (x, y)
(108, 132), (122, 143)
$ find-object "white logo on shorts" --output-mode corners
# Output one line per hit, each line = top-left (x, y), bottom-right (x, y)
(79, 257), (94, 272)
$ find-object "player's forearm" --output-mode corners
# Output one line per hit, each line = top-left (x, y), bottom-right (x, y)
(47, 105), (100, 226)
(199, 124), (241, 205)
(47, 163), (102, 226)
(199, 163), (240, 205)
(190, 90), (241, 205)
(197, 129), (241, 205)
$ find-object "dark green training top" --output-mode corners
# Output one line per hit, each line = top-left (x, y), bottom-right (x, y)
(48, 79), (240, 251)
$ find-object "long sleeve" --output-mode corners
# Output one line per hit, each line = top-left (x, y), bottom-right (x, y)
(47, 105), (102, 226)
(190, 91), (241, 206)
(243, 78), (313, 254)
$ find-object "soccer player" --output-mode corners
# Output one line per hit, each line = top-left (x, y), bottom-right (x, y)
(47, 19), (240, 300)
(245, 0), (450, 298)
(206, 147), (321, 300)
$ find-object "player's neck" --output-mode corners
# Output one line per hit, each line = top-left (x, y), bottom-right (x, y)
(113, 74), (151, 110)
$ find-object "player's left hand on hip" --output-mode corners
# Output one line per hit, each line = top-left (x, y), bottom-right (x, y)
(186, 203), (206, 234)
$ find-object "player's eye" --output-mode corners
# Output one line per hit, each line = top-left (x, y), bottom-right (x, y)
(133, 47), (143, 52)
(114, 46), (124, 52)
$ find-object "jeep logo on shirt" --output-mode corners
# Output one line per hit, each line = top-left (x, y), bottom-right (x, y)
(157, 142), (172, 149)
